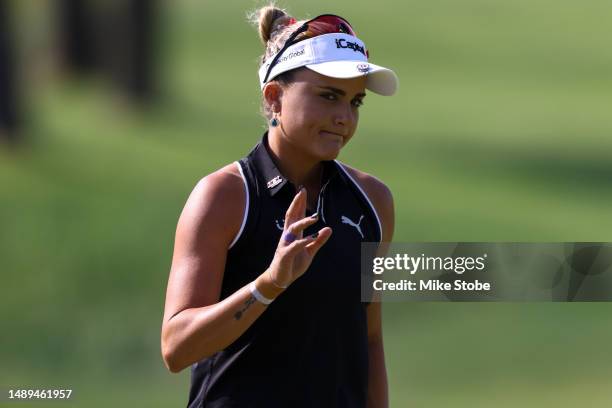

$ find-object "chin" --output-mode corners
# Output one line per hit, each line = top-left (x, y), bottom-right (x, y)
(315, 132), (347, 160)
(316, 146), (342, 161)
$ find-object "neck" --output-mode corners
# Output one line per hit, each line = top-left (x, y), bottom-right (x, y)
(267, 128), (323, 191)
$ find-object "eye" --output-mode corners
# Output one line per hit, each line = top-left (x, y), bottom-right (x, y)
(351, 98), (364, 108)
(321, 93), (338, 101)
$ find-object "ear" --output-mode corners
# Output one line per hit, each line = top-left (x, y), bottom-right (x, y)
(263, 82), (283, 113)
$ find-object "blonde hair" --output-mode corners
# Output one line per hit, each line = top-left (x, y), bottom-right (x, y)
(248, 4), (305, 63)
(247, 4), (309, 119)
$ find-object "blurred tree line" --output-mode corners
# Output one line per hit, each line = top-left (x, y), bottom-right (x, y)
(0, 0), (158, 145)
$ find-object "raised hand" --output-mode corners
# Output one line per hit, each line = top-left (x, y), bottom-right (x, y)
(267, 188), (332, 288)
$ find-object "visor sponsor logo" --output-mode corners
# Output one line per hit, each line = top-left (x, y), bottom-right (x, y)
(277, 48), (305, 64)
(335, 38), (366, 56)
(357, 63), (370, 73)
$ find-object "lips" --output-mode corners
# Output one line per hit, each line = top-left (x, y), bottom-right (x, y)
(319, 130), (345, 139)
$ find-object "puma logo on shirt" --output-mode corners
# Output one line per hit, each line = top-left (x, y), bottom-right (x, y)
(341, 215), (365, 239)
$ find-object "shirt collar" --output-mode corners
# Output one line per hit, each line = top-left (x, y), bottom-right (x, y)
(250, 132), (338, 197)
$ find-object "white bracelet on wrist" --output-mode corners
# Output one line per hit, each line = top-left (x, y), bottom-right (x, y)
(249, 282), (274, 305)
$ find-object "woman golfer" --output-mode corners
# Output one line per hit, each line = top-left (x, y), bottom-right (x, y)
(162, 5), (398, 407)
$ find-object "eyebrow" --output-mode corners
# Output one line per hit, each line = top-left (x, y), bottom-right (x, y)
(318, 86), (366, 99)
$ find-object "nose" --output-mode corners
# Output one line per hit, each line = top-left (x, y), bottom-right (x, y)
(332, 102), (357, 128)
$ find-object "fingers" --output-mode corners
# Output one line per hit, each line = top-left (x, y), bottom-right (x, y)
(305, 227), (332, 256)
(281, 189), (331, 258)
(284, 233), (319, 256)
(279, 214), (318, 247)
(284, 187), (306, 229)
(285, 227), (333, 257)
(287, 213), (318, 234)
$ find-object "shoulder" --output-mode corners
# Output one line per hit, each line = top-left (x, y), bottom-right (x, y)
(335, 161), (395, 242)
(336, 162), (393, 207)
(191, 162), (244, 201)
(165, 163), (247, 318)
(177, 162), (247, 249)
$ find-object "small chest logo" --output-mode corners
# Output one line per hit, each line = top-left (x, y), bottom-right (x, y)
(267, 176), (283, 189)
(341, 215), (365, 239)
(275, 219), (285, 231)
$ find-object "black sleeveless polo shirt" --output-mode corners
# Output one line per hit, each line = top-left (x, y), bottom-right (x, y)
(187, 133), (382, 408)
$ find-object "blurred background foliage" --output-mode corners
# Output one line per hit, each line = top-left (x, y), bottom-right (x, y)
(1, 0), (612, 406)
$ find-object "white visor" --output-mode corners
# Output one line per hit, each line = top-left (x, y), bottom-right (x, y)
(258, 33), (398, 96)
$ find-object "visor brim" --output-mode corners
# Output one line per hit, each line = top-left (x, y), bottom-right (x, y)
(305, 61), (398, 96)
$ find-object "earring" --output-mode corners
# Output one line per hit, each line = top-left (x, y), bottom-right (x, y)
(270, 115), (280, 127)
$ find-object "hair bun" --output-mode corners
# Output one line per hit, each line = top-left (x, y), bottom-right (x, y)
(253, 5), (294, 45)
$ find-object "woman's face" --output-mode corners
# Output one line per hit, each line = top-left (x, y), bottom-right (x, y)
(274, 68), (367, 161)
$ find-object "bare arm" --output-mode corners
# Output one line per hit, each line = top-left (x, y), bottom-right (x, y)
(161, 166), (331, 373)
(367, 302), (389, 408)
(366, 180), (394, 408)
(344, 165), (394, 408)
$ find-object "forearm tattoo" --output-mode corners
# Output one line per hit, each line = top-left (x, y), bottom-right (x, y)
(234, 296), (257, 320)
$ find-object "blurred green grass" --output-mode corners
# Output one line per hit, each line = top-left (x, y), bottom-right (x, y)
(2, 0), (612, 406)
